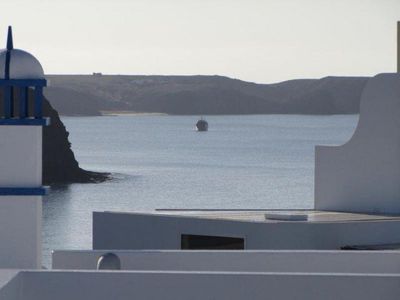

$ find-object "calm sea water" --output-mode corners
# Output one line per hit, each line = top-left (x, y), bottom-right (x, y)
(42, 114), (358, 267)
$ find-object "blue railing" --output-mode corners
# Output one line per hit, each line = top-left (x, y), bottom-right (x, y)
(0, 78), (48, 125)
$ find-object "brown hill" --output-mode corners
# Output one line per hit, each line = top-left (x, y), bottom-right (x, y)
(45, 75), (369, 115)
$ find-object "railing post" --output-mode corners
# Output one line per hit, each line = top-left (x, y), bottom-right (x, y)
(19, 87), (28, 118)
(34, 86), (42, 119)
(4, 85), (12, 118)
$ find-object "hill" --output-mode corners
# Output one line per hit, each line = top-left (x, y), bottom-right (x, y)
(45, 75), (369, 115)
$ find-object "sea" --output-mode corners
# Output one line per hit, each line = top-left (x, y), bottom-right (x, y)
(42, 114), (358, 267)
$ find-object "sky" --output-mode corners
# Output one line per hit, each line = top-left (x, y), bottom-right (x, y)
(0, 0), (399, 83)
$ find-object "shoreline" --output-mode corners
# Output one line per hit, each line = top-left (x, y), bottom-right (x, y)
(100, 111), (168, 116)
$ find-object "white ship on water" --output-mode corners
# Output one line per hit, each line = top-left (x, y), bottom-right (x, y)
(195, 117), (208, 131)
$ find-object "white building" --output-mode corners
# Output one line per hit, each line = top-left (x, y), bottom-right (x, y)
(0, 26), (48, 270)
(1, 23), (400, 299)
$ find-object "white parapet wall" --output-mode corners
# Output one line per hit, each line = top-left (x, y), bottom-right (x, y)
(52, 249), (400, 274)
(2, 270), (400, 300)
(93, 211), (400, 251)
(315, 73), (400, 213)
(0, 270), (20, 300)
(0, 196), (42, 269)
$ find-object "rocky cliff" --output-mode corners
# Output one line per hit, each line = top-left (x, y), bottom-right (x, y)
(0, 90), (109, 184)
(41, 94), (109, 184)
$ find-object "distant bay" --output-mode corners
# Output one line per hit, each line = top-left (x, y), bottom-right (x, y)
(42, 114), (358, 267)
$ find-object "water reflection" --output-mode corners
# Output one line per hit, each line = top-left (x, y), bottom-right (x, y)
(42, 185), (74, 267)
(41, 115), (358, 268)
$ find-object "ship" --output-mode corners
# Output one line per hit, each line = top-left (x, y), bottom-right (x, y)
(196, 118), (208, 131)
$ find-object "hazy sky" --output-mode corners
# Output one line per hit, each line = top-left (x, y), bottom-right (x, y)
(1, 0), (399, 83)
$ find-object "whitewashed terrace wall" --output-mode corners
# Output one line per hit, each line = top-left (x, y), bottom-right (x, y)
(93, 212), (400, 250)
(315, 73), (400, 213)
(53, 249), (400, 274)
(1, 270), (400, 300)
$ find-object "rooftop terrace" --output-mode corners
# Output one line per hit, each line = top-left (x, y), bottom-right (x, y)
(154, 209), (400, 223)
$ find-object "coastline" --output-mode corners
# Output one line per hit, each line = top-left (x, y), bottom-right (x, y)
(100, 111), (168, 117)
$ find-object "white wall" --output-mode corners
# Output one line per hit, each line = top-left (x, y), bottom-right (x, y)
(93, 212), (400, 251)
(0, 271), (21, 300)
(0, 126), (43, 269)
(315, 73), (400, 213)
(0, 126), (42, 186)
(0, 196), (42, 269)
(52, 249), (400, 274)
(8, 270), (400, 300)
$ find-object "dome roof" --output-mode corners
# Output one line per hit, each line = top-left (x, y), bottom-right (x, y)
(0, 48), (44, 79)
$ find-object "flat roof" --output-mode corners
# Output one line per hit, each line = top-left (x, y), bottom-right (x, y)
(152, 209), (400, 223)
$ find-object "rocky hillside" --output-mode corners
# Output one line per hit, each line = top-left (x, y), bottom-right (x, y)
(41, 95), (110, 184)
(45, 75), (369, 116)
(0, 90), (109, 184)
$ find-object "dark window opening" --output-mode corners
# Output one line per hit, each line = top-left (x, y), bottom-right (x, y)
(181, 234), (245, 250)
